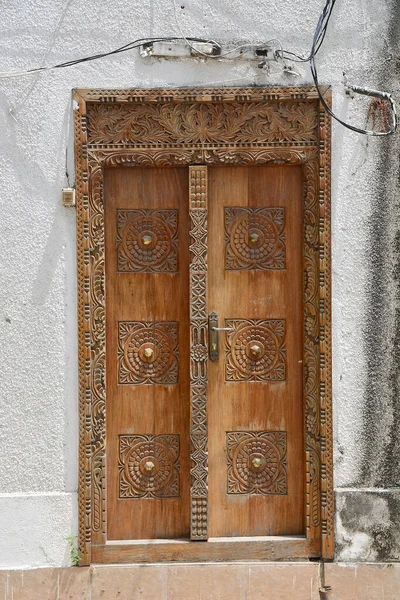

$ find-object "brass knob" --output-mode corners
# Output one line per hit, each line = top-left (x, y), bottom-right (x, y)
(143, 347), (154, 359)
(144, 461), (155, 472)
(142, 234), (152, 246)
(249, 233), (260, 244)
(250, 344), (261, 356)
(252, 457), (262, 469)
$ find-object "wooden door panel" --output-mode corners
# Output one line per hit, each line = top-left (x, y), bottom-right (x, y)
(104, 167), (190, 540)
(208, 165), (304, 537)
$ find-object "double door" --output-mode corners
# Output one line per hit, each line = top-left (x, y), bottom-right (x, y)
(104, 163), (304, 544)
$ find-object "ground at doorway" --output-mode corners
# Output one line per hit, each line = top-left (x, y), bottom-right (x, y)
(1, 562), (399, 599)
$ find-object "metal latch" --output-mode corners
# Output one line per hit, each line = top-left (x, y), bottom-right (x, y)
(208, 312), (234, 361)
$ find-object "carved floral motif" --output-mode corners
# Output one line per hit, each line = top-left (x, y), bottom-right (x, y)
(117, 209), (178, 273)
(118, 321), (179, 385)
(225, 319), (286, 382)
(119, 434), (180, 498)
(226, 431), (287, 495)
(225, 207), (286, 271)
(303, 160), (321, 536)
(87, 101), (318, 146)
(89, 165), (106, 541)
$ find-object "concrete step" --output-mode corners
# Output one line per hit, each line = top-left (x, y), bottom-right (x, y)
(1, 562), (399, 599)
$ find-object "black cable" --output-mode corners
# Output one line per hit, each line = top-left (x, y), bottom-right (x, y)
(281, 0), (397, 135)
(18, 36), (221, 75)
(309, 0), (397, 135)
(1, 4), (397, 135)
(282, 0), (336, 63)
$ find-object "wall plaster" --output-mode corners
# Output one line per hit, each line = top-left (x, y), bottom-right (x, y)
(0, 0), (399, 568)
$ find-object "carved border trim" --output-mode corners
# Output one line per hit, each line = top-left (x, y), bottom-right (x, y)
(303, 156), (321, 545)
(74, 97), (92, 565)
(189, 166), (209, 540)
(75, 86), (327, 104)
(319, 100), (333, 559)
(74, 87), (333, 563)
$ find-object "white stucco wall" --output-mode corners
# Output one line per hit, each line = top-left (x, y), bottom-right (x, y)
(0, 0), (399, 568)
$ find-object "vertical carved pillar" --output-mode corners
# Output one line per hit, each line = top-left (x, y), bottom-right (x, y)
(303, 158), (322, 549)
(189, 166), (209, 540)
(74, 94), (92, 565)
(319, 100), (334, 559)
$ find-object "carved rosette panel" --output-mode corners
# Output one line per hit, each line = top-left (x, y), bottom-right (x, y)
(119, 434), (180, 498)
(226, 431), (287, 495)
(189, 166), (208, 540)
(225, 319), (286, 382)
(118, 321), (179, 385)
(225, 207), (286, 270)
(117, 209), (178, 273)
(75, 87), (332, 562)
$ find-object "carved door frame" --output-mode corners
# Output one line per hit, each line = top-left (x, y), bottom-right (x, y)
(73, 86), (333, 564)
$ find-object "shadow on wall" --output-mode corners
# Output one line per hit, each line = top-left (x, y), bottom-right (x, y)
(337, 0), (400, 564)
(361, 0), (400, 490)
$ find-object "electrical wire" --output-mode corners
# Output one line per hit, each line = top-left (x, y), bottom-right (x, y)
(308, 0), (397, 135)
(281, 0), (336, 63)
(11, 0), (75, 113)
(0, 34), (288, 78)
(174, 0), (397, 135)
(172, 0), (291, 63)
(0, 0), (397, 135)
(172, 0), (254, 58)
(0, 36), (226, 78)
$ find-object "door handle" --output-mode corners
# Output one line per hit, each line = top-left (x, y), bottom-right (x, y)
(209, 312), (219, 361)
(208, 312), (235, 361)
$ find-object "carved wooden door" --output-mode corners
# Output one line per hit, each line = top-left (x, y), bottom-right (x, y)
(75, 87), (333, 564)
(207, 165), (304, 537)
(104, 167), (191, 541)
(103, 163), (304, 545)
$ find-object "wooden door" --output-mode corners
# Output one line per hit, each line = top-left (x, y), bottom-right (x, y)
(103, 163), (303, 542)
(104, 167), (190, 540)
(75, 87), (333, 564)
(208, 165), (304, 537)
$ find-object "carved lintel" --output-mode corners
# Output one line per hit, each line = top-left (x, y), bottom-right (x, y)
(78, 85), (326, 106)
(189, 166), (208, 541)
(86, 101), (319, 147)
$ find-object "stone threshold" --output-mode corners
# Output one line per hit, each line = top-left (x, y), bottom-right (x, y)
(1, 562), (400, 599)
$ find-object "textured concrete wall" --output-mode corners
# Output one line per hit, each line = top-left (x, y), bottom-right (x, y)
(0, 0), (399, 568)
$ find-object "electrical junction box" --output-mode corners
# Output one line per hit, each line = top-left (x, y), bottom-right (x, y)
(140, 41), (278, 63)
(140, 40), (220, 58)
(62, 188), (76, 207)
